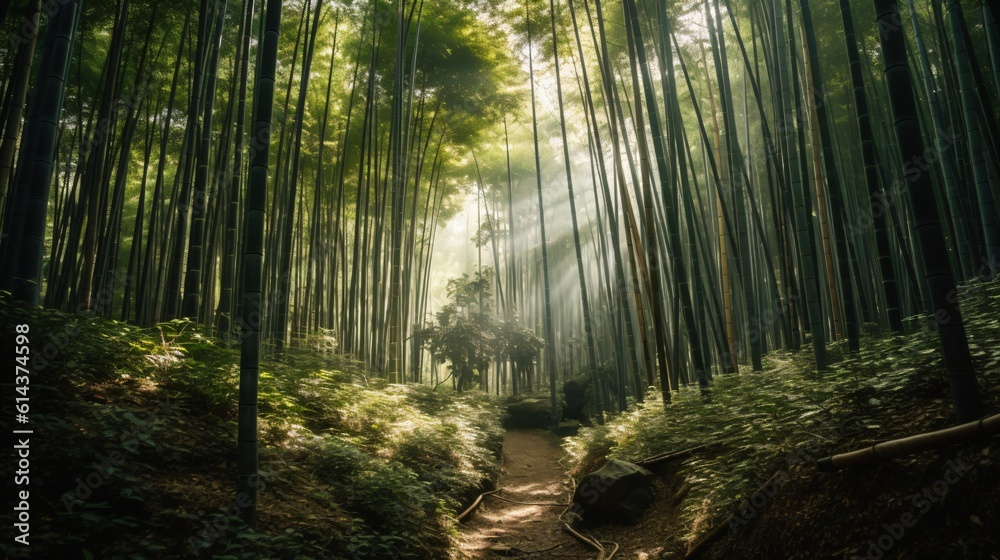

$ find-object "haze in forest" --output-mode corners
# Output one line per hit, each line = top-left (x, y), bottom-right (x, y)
(1, 0), (999, 558)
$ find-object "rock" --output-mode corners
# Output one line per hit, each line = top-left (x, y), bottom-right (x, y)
(503, 398), (552, 429)
(561, 378), (592, 425)
(570, 459), (655, 526)
(553, 420), (581, 437)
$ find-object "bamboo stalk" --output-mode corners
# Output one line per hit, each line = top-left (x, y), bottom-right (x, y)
(817, 414), (1000, 471)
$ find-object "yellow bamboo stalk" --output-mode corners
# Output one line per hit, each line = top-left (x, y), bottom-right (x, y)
(802, 27), (843, 340)
(703, 44), (738, 373)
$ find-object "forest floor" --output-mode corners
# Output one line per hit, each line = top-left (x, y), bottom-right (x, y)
(460, 430), (593, 558)
(4, 281), (1000, 560)
(560, 278), (1000, 560)
(0, 296), (506, 560)
(460, 430), (681, 560)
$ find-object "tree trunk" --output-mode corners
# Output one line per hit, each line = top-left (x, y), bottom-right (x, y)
(947, 0), (1000, 274)
(0, 0), (41, 224)
(873, 0), (981, 422)
(526, 0), (559, 421)
(840, 0), (904, 333)
(183, 0), (228, 319)
(239, 0), (284, 527)
(0, 0), (81, 305)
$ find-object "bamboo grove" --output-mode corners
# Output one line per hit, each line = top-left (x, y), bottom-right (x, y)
(2, 0), (999, 432)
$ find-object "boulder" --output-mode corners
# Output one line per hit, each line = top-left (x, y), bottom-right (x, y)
(571, 459), (654, 526)
(502, 398), (552, 429)
(553, 420), (581, 437)
(561, 379), (592, 425)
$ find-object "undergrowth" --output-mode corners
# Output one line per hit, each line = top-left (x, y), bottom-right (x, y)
(564, 278), (1000, 553)
(0, 296), (503, 560)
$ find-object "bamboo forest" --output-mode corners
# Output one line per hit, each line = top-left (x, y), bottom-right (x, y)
(3, 0), (1000, 557)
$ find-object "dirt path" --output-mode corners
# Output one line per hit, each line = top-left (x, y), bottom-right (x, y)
(460, 430), (595, 559)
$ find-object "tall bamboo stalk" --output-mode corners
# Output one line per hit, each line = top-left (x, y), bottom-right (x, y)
(239, 0), (283, 527)
(873, 0), (981, 422)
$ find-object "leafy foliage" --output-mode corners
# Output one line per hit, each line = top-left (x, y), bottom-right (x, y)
(419, 268), (542, 391)
(0, 295), (502, 560)
(565, 279), (1000, 550)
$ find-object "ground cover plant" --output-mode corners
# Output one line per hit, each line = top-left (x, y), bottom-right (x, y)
(564, 279), (1000, 559)
(0, 295), (503, 560)
(2, 0), (1000, 557)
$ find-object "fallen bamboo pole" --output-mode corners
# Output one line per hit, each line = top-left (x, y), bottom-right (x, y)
(634, 439), (733, 467)
(816, 413), (1000, 471)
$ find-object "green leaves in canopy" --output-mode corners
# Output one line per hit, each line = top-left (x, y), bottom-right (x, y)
(413, 0), (520, 142)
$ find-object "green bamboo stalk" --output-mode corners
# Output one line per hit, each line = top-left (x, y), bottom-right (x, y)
(0, 0), (81, 305)
(774, 0), (826, 369)
(947, 0), (1000, 274)
(239, 0), (283, 527)
(840, 0), (904, 333)
(526, 0), (559, 421)
(873, 0), (981, 422)
(183, 0), (228, 320)
(800, 0), (860, 352)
